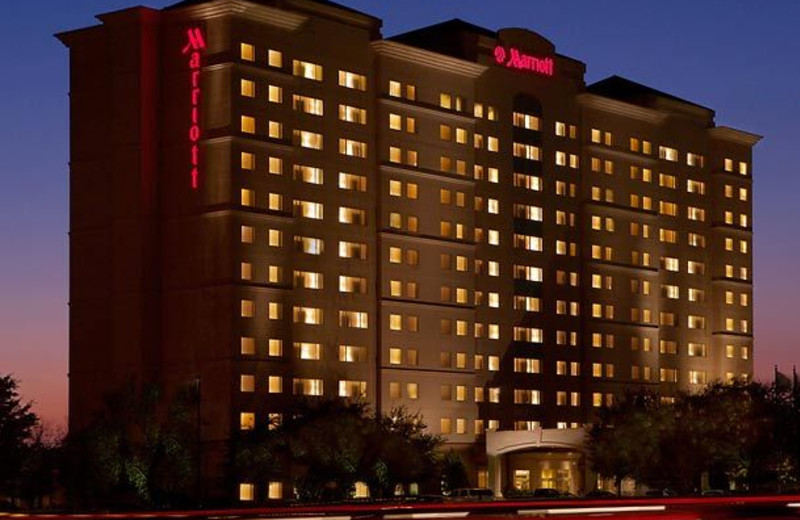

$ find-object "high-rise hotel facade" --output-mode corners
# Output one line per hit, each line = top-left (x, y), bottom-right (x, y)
(58, 0), (759, 499)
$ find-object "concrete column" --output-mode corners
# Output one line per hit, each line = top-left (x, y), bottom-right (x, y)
(488, 453), (503, 497)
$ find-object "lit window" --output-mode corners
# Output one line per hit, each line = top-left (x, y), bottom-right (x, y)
(268, 375), (283, 393)
(240, 337), (255, 355)
(267, 482), (282, 500)
(241, 225), (254, 243)
(295, 235), (323, 255)
(339, 310), (368, 329)
(338, 380), (367, 398)
(292, 59), (323, 81)
(240, 115), (255, 134)
(240, 43), (255, 62)
(268, 85), (282, 103)
(339, 172), (367, 191)
(293, 378), (323, 396)
(239, 483), (255, 501)
(240, 79), (255, 97)
(293, 306), (323, 325)
(240, 412), (255, 430)
(339, 138), (367, 158)
(293, 94), (324, 116)
(294, 200), (323, 220)
(295, 130), (323, 150)
(338, 70), (366, 90)
(339, 104), (367, 124)
(267, 49), (282, 68)
(339, 345), (366, 363)
(294, 164), (323, 185)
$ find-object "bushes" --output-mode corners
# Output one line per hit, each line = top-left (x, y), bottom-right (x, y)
(588, 381), (800, 494)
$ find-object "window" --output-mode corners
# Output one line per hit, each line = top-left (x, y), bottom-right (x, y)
(240, 115), (255, 134)
(513, 112), (540, 130)
(339, 310), (368, 329)
(265, 48), (282, 67)
(294, 164), (323, 185)
(268, 84), (282, 103)
(339, 345), (367, 363)
(266, 121), (282, 140)
(241, 225), (255, 244)
(240, 412), (255, 430)
(659, 146), (678, 162)
(293, 306), (322, 325)
(339, 206), (366, 225)
(293, 378), (323, 396)
(339, 380), (367, 398)
(295, 130), (323, 150)
(338, 70), (366, 90)
(339, 138), (367, 158)
(240, 79), (255, 98)
(339, 104), (367, 124)
(293, 342), (321, 361)
(339, 240), (367, 259)
(513, 143), (541, 160)
(293, 94), (323, 116)
(339, 172), (367, 192)
(293, 59), (323, 80)
(294, 200), (323, 220)
(240, 43), (255, 61)
(294, 270), (322, 290)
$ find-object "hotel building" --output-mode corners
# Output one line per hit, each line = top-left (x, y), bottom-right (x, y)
(58, 0), (759, 500)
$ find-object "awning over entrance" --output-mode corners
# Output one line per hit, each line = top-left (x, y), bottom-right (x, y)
(486, 428), (586, 497)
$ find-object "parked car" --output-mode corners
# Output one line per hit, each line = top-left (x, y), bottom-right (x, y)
(645, 488), (678, 497)
(449, 488), (495, 501)
(532, 487), (562, 498)
(584, 489), (618, 499)
(701, 489), (730, 496)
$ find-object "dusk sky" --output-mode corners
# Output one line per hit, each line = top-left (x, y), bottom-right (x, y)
(1, 0), (798, 428)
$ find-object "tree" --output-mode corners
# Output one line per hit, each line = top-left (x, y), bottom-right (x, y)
(587, 381), (800, 495)
(369, 406), (441, 497)
(62, 381), (197, 509)
(439, 450), (469, 494)
(235, 400), (442, 502)
(587, 388), (670, 494)
(0, 375), (39, 497)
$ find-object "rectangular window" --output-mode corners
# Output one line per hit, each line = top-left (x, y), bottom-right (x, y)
(339, 104), (367, 124)
(339, 138), (367, 158)
(267, 49), (282, 68)
(295, 130), (323, 150)
(292, 59), (323, 80)
(240, 115), (255, 134)
(240, 79), (255, 97)
(292, 94), (324, 116)
(293, 378), (323, 396)
(240, 43), (255, 62)
(338, 70), (366, 90)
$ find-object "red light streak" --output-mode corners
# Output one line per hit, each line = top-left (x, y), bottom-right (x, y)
(182, 27), (206, 189)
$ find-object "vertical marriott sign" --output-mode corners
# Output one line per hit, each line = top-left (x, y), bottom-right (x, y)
(182, 27), (206, 189)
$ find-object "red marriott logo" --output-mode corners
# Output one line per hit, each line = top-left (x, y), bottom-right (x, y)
(493, 45), (554, 77)
(182, 27), (206, 189)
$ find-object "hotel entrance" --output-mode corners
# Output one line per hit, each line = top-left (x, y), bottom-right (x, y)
(507, 449), (582, 494)
(486, 428), (589, 497)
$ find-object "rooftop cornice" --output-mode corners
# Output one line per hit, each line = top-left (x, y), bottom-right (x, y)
(166, 0), (308, 30)
(371, 40), (488, 78)
(284, 0), (379, 30)
(578, 93), (667, 125)
(708, 126), (763, 147)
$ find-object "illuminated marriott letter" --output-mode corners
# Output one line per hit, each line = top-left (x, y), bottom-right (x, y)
(182, 27), (206, 189)
(493, 45), (554, 77)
